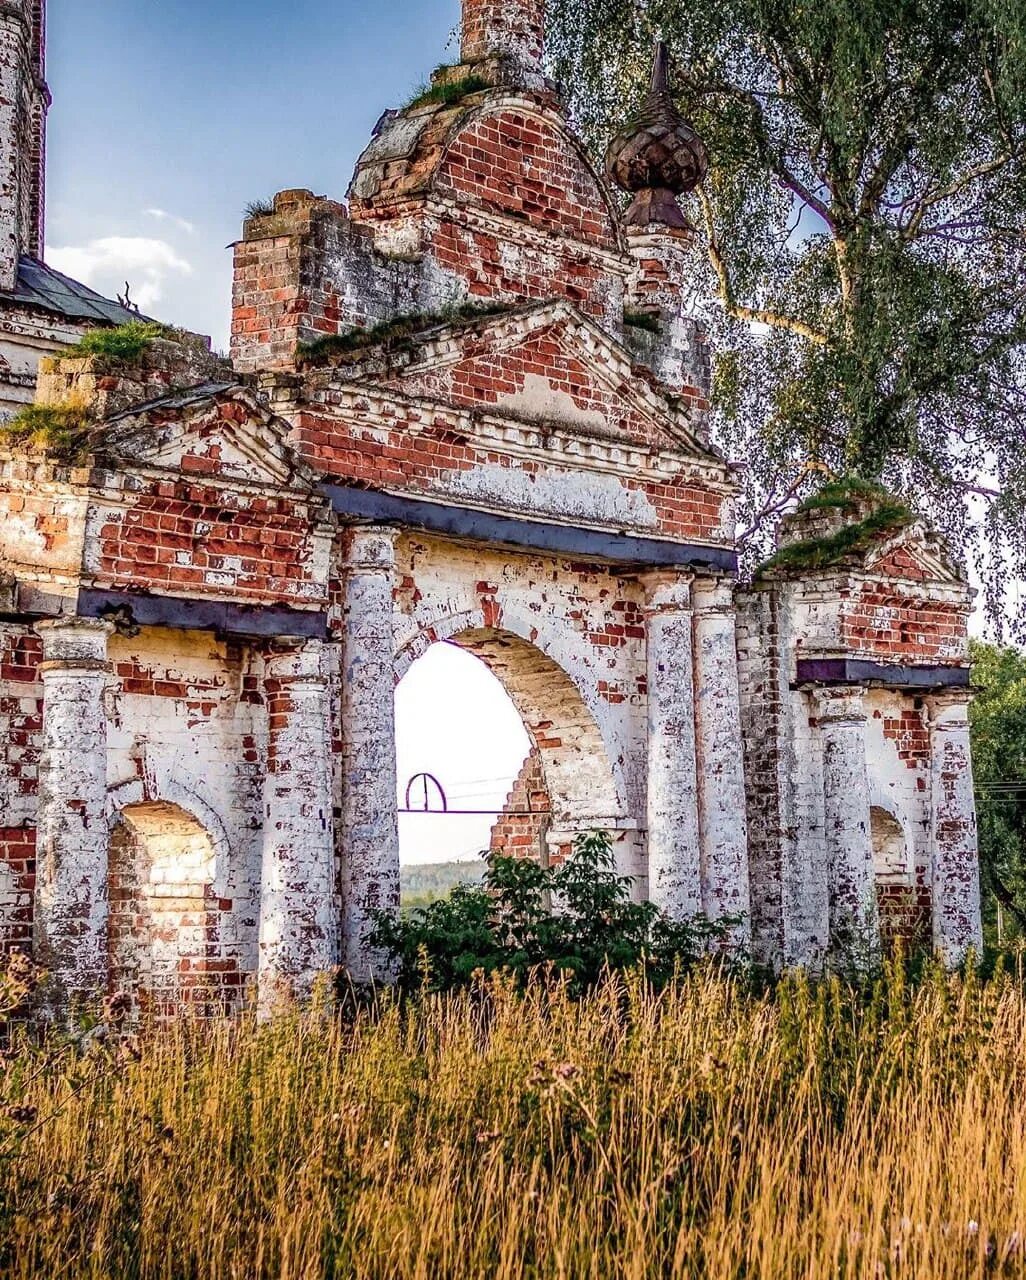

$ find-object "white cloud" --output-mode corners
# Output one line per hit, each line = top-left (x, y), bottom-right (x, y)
(45, 236), (194, 312)
(144, 208), (195, 235)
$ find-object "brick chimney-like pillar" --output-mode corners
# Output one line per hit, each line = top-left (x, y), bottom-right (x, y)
(461, 0), (545, 76)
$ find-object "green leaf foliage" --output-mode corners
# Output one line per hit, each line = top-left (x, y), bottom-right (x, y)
(368, 831), (737, 995)
(547, 0), (1026, 635)
(970, 640), (1026, 941)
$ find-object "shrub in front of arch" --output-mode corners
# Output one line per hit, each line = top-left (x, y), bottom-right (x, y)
(367, 831), (741, 996)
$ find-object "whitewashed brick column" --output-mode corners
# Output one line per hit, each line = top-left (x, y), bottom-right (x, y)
(928, 692), (983, 964)
(339, 526), (400, 981)
(642, 571), (702, 920)
(812, 686), (879, 965)
(34, 618), (113, 1007)
(692, 577), (751, 945)
(258, 640), (336, 1012)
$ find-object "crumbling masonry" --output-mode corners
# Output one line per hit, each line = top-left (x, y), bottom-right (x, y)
(0, 0), (981, 1013)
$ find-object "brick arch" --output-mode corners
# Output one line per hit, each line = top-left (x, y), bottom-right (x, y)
(432, 98), (623, 250)
(108, 801), (241, 1018)
(395, 613), (624, 826)
(106, 776), (232, 896)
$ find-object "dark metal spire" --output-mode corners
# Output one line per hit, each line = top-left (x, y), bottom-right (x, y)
(605, 39), (709, 230)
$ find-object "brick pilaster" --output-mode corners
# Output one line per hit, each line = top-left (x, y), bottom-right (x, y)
(34, 617), (113, 1010)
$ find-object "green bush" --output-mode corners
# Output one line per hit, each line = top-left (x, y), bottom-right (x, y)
(369, 831), (737, 995)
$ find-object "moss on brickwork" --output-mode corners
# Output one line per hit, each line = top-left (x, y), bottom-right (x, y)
(794, 475), (894, 516)
(297, 302), (513, 367)
(757, 477), (915, 576)
(70, 321), (167, 361)
(0, 403), (92, 461)
(406, 74), (490, 110)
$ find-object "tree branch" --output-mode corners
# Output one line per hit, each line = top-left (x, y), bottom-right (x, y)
(698, 188), (830, 346)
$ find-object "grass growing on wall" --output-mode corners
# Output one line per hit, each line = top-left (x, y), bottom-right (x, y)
(71, 321), (167, 361)
(0, 402), (92, 460)
(3, 960), (1026, 1278)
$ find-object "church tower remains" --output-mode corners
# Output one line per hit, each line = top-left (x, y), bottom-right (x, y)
(0, 0), (47, 291)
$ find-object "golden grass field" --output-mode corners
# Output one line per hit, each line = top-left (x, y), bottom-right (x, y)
(2, 963), (1026, 1279)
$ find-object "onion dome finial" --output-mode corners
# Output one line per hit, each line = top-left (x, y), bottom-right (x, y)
(605, 41), (709, 230)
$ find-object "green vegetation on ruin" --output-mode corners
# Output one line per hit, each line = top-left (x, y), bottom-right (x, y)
(243, 198), (276, 220)
(405, 71), (491, 111)
(0, 402), (92, 462)
(70, 321), (169, 362)
(756, 476), (915, 576)
(296, 301), (513, 367)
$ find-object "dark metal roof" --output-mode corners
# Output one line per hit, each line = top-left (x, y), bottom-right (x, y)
(104, 381), (239, 423)
(0, 256), (151, 326)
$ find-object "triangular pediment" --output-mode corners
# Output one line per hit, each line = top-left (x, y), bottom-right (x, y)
(326, 301), (725, 466)
(99, 385), (317, 491)
(862, 521), (968, 588)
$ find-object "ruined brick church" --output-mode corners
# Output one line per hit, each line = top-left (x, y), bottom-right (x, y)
(0, 0), (981, 1014)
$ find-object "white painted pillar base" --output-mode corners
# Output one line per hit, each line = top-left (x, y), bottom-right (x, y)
(692, 577), (751, 946)
(928, 692), (983, 965)
(258, 641), (337, 1014)
(34, 618), (113, 1008)
(642, 571), (702, 920)
(812, 686), (879, 967)
(339, 527), (400, 982)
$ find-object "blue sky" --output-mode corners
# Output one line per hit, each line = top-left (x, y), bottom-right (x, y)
(46, 0), (464, 348)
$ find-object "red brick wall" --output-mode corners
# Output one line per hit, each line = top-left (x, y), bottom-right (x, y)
(0, 828), (35, 953)
(94, 482), (321, 607)
(878, 880), (932, 951)
(434, 110), (617, 250)
(386, 323), (707, 444)
(0, 629), (41, 955)
(489, 749), (550, 862)
(881, 705), (930, 769)
(296, 405), (726, 543)
(842, 586), (967, 663)
(429, 220), (615, 319)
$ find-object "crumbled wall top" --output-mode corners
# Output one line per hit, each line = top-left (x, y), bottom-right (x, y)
(346, 65), (622, 253)
(759, 479), (967, 588)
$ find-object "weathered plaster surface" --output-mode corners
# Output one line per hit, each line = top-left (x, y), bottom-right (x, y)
(0, 0), (985, 1010)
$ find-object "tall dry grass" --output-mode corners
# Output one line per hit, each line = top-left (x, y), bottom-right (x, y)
(3, 963), (1026, 1278)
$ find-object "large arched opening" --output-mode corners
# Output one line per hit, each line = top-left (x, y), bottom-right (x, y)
(394, 625), (628, 903)
(108, 802), (237, 1017)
